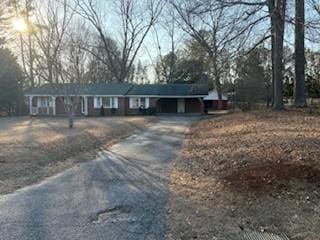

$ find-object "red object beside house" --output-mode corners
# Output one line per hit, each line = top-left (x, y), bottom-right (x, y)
(204, 90), (228, 110)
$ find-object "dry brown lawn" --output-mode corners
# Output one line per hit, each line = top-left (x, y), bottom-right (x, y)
(0, 116), (156, 195)
(168, 110), (320, 240)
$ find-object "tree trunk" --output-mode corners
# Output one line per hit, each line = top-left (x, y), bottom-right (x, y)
(68, 105), (74, 129)
(68, 112), (74, 128)
(273, 30), (284, 110)
(26, 0), (34, 88)
(28, 34), (34, 87)
(271, 29), (275, 107)
(217, 83), (223, 110)
(209, 52), (223, 110)
(269, 0), (286, 110)
(68, 116), (74, 128)
(294, 0), (306, 107)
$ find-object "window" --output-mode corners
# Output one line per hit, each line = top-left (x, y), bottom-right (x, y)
(94, 97), (118, 108)
(63, 97), (72, 106)
(38, 97), (48, 107)
(130, 97), (140, 109)
(140, 98), (146, 108)
(129, 97), (149, 109)
(102, 97), (112, 108)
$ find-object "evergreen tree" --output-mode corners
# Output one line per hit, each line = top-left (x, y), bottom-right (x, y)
(0, 46), (24, 115)
(155, 38), (211, 84)
(235, 49), (271, 105)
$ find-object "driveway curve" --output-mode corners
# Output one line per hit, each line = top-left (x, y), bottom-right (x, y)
(0, 117), (194, 240)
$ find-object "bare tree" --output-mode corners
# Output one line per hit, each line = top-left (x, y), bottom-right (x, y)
(30, 0), (88, 128)
(0, 1), (6, 22)
(152, 6), (183, 83)
(85, 36), (122, 83)
(58, 21), (92, 128)
(9, 0), (35, 87)
(23, 0), (35, 87)
(33, 0), (77, 84)
(0, 1), (10, 41)
(213, 0), (287, 110)
(77, 0), (164, 83)
(171, 0), (268, 109)
(310, 1), (320, 45)
(65, 21), (90, 83)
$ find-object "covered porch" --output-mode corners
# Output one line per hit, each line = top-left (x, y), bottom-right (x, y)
(28, 95), (89, 116)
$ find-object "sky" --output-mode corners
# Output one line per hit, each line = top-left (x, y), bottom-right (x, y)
(85, 0), (188, 81)
(94, 0), (320, 62)
(5, 0), (320, 83)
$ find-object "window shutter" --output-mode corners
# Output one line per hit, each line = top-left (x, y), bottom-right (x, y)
(94, 97), (99, 108)
(129, 98), (133, 108)
(145, 98), (150, 108)
(114, 97), (118, 108)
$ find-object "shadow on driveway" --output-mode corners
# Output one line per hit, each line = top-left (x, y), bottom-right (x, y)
(0, 117), (193, 240)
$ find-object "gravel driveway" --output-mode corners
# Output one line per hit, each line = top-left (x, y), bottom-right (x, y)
(0, 117), (194, 240)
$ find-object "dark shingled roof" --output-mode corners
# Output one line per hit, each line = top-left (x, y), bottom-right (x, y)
(127, 84), (208, 96)
(25, 84), (91, 95)
(82, 83), (132, 95)
(26, 83), (208, 96)
(26, 83), (132, 96)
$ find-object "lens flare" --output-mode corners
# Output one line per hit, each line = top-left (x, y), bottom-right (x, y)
(12, 18), (28, 33)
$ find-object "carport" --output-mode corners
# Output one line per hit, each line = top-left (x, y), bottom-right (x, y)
(156, 97), (203, 114)
(156, 98), (178, 113)
(126, 84), (209, 115)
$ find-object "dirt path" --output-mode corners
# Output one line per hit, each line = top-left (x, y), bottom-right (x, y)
(0, 117), (194, 240)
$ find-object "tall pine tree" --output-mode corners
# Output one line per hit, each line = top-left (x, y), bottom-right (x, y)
(0, 47), (24, 115)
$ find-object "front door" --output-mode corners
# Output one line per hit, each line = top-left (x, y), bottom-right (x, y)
(177, 99), (185, 113)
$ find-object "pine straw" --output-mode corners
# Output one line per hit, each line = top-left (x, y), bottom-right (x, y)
(168, 110), (320, 240)
(0, 116), (156, 195)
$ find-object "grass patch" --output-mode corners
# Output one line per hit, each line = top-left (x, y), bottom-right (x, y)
(0, 116), (156, 195)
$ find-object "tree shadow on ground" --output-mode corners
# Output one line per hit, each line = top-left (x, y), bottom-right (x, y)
(222, 162), (320, 194)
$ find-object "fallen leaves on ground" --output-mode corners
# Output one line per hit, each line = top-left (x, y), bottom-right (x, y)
(168, 110), (320, 240)
(0, 116), (156, 195)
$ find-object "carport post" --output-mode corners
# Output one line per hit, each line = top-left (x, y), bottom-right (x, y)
(84, 96), (88, 116)
(199, 98), (205, 114)
(52, 96), (56, 115)
(29, 96), (33, 115)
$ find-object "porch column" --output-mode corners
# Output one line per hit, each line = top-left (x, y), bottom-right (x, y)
(29, 96), (33, 115)
(84, 96), (88, 116)
(47, 98), (50, 114)
(52, 96), (56, 115)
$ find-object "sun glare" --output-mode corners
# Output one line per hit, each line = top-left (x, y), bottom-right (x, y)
(12, 18), (28, 33)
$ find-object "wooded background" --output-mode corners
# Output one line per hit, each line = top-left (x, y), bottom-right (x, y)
(0, 0), (320, 114)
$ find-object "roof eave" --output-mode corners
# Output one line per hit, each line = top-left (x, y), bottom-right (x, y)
(126, 95), (208, 98)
